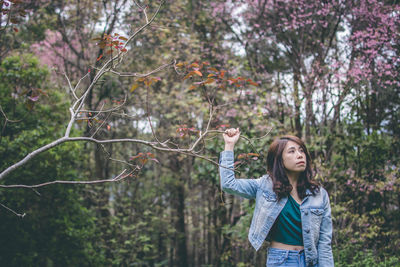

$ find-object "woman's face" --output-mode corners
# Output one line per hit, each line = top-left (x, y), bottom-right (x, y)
(282, 140), (307, 174)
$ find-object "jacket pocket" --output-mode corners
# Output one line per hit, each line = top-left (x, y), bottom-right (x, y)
(310, 207), (324, 228)
(310, 208), (324, 216)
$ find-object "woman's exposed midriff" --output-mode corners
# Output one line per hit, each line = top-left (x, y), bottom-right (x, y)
(270, 240), (304, 251)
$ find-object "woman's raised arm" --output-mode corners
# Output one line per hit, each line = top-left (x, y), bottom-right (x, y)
(219, 128), (260, 199)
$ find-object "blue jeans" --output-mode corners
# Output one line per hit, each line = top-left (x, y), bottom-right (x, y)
(266, 248), (307, 267)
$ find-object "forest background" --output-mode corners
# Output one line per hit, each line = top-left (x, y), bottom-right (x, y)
(0, 0), (399, 266)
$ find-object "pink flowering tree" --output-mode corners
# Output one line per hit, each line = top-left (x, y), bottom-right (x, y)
(210, 0), (400, 141)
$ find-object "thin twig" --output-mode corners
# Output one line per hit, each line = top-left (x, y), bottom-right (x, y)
(79, 95), (127, 113)
(0, 203), (26, 218)
(91, 111), (112, 138)
(249, 126), (273, 140)
(178, 150), (240, 174)
(0, 105), (21, 142)
(109, 158), (136, 167)
(189, 104), (214, 151)
(0, 105), (20, 123)
(105, 61), (174, 77)
(64, 72), (79, 100)
(145, 86), (162, 144)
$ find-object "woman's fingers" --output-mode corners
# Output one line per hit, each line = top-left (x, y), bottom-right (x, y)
(224, 128), (240, 137)
(223, 128), (240, 147)
(224, 128), (234, 137)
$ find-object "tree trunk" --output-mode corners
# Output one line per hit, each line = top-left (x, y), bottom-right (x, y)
(169, 159), (188, 266)
(175, 183), (188, 266)
(305, 90), (313, 144)
(293, 72), (302, 138)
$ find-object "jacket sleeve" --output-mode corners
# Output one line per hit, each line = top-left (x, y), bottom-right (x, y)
(219, 151), (260, 199)
(318, 188), (334, 267)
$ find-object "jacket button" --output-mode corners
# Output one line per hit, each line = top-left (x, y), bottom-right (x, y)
(308, 247), (311, 251)
(305, 229), (310, 233)
(305, 211), (309, 215)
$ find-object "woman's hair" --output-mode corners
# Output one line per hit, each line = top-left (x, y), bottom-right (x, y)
(266, 135), (319, 199)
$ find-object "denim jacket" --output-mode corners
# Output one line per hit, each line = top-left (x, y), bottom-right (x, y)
(219, 151), (334, 267)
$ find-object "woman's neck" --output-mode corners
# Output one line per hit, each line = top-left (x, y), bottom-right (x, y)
(287, 172), (299, 190)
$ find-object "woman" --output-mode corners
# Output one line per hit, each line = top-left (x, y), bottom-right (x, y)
(219, 128), (334, 267)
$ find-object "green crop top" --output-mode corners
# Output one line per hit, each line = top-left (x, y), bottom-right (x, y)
(269, 194), (303, 246)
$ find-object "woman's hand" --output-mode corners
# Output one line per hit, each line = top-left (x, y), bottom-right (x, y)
(223, 128), (240, 151)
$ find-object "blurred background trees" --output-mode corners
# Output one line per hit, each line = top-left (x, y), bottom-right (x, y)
(0, 0), (399, 266)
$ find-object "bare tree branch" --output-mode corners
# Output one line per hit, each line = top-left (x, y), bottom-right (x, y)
(0, 104), (21, 142)
(0, 169), (133, 189)
(0, 203), (26, 218)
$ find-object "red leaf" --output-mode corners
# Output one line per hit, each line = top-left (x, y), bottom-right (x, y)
(237, 153), (247, 159)
(139, 158), (148, 165)
(183, 72), (193, 80)
(217, 124), (230, 128)
(247, 79), (259, 86)
(37, 89), (48, 97)
(193, 70), (203, 77)
(130, 154), (142, 160)
(204, 78), (215, 84)
(189, 62), (200, 68)
(13, 27), (18, 32)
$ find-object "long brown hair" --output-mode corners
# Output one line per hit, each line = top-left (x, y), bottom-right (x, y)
(266, 135), (319, 199)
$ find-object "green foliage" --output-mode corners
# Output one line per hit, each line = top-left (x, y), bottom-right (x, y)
(0, 53), (49, 118)
(1, 1), (399, 266)
(0, 54), (101, 266)
(312, 118), (400, 266)
(334, 245), (400, 267)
